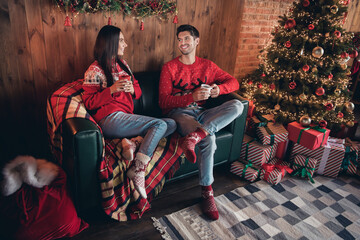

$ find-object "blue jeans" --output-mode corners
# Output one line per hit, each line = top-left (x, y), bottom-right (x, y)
(167, 99), (244, 186)
(99, 112), (176, 158)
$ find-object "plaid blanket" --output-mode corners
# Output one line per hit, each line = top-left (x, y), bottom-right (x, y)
(47, 79), (183, 221)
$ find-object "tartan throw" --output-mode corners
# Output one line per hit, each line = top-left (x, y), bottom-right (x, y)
(47, 79), (183, 221)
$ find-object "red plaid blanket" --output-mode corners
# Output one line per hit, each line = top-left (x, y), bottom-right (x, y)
(47, 79), (183, 221)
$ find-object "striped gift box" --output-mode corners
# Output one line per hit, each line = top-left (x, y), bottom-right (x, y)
(259, 158), (293, 185)
(250, 114), (288, 145)
(289, 140), (346, 178)
(340, 141), (359, 175)
(292, 155), (317, 183)
(240, 134), (278, 167)
(230, 160), (260, 182)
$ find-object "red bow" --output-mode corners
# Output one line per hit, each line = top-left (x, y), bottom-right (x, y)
(262, 162), (293, 181)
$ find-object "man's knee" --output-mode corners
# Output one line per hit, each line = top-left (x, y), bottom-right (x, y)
(229, 99), (244, 117)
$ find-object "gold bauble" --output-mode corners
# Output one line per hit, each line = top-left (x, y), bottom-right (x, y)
(299, 94), (307, 101)
(325, 32), (330, 37)
(274, 104), (281, 111)
(330, 5), (338, 14)
(334, 88), (341, 96)
(345, 102), (355, 112)
(274, 58), (279, 63)
(312, 67), (318, 72)
(341, 64), (347, 70)
(300, 115), (312, 127)
(346, 121), (354, 127)
(312, 46), (324, 58)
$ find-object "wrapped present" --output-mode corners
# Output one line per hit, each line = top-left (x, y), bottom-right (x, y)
(275, 139), (289, 160)
(291, 155), (317, 183)
(289, 137), (353, 178)
(339, 138), (359, 175)
(240, 134), (277, 167)
(287, 121), (330, 150)
(249, 114), (288, 145)
(230, 161), (260, 182)
(259, 158), (293, 185)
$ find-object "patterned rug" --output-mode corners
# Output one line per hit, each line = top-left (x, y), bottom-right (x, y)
(152, 176), (360, 240)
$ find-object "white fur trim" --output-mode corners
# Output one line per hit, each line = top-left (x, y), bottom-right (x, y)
(1, 156), (59, 196)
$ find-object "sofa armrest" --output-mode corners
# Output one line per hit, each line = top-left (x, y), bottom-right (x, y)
(62, 118), (103, 213)
(205, 92), (249, 162)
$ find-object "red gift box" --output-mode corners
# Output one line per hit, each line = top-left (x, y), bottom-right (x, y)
(287, 121), (330, 150)
(259, 158), (293, 185)
(275, 139), (289, 160)
(230, 161), (260, 182)
(292, 155), (317, 183)
(240, 134), (278, 167)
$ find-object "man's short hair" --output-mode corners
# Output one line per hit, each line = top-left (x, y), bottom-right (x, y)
(176, 24), (199, 38)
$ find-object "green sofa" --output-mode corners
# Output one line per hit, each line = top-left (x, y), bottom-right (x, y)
(60, 72), (248, 213)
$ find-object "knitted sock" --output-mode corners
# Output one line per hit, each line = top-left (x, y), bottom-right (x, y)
(121, 138), (137, 161)
(201, 185), (219, 220)
(127, 153), (150, 199)
(180, 128), (207, 163)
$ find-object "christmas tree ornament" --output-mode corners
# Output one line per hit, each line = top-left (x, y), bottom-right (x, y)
(312, 67), (318, 72)
(173, 15), (178, 24)
(312, 46), (324, 58)
(330, 5), (339, 14)
(269, 83), (276, 90)
(325, 32), (330, 37)
(274, 58), (279, 63)
(340, 64), (347, 70)
(349, 50), (358, 58)
(319, 120), (328, 128)
(334, 88), (341, 96)
(308, 24), (314, 30)
(345, 102), (355, 112)
(300, 48), (304, 55)
(334, 30), (341, 38)
(247, 79), (253, 85)
(341, 52), (349, 58)
(257, 83), (263, 88)
(299, 94), (307, 101)
(302, 65), (310, 72)
(274, 104), (281, 111)
(140, 20), (144, 31)
(302, 0), (310, 7)
(289, 82), (297, 89)
(325, 102), (334, 110)
(284, 19), (296, 29)
(339, 0), (350, 5)
(315, 87), (325, 96)
(285, 41), (292, 48)
(328, 73), (333, 79)
(337, 112), (344, 118)
(261, 73), (266, 77)
(300, 116), (312, 127)
(64, 15), (72, 27)
(346, 121), (354, 127)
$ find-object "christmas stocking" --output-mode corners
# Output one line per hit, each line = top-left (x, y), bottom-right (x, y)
(180, 128), (207, 163)
(201, 185), (219, 220)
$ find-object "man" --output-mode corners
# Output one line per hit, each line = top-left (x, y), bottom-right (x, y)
(159, 24), (244, 220)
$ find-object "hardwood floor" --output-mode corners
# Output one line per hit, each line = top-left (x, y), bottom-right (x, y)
(70, 165), (249, 240)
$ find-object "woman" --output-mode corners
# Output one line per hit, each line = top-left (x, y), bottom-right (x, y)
(82, 25), (176, 199)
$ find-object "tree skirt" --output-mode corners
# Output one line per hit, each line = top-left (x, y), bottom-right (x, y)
(153, 176), (360, 239)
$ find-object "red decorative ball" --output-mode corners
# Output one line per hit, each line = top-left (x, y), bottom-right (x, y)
(341, 52), (349, 59)
(349, 50), (358, 58)
(285, 41), (291, 48)
(334, 30), (341, 38)
(328, 73), (333, 79)
(289, 82), (297, 89)
(261, 73), (266, 77)
(257, 83), (263, 88)
(337, 112), (344, 118)
(247, 79), (253, 85)
(302, 65), (310, 72)
(269, 83), (276, 90)
(302, 0), (310, 7)
(308, 24), (314, 30)
(284, 19), (296, 29)
(173, 15), (178, 24)
(315, 87), (325, 96)
(319, 120), (328, 128)
(325, 102), (334, 110)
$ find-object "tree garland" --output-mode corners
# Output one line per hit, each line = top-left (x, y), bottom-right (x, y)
(55, 0), (178, 29)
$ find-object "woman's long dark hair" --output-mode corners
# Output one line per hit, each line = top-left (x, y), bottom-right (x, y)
(94, 25), (132, 87)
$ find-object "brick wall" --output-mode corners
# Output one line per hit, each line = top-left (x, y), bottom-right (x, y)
(234, 0), (293, 81)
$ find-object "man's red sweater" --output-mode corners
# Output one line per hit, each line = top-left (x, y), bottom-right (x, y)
(82, 60), (141, 123)
(159, 56), (239, 114)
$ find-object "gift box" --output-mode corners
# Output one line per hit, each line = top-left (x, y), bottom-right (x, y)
(240, 134), (278, 167)
(287, 121), (330, 150)
(339, 138), (359, 175)
(259, 158), (293, 185)
(250, 114), (288, 145)
(291, 155), (317, 183)
(275, 139), (289, 160)
(230, 161), (260, 182)
(289, 138), (352, 178)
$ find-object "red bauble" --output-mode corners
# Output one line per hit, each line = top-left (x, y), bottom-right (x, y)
(247, 79), (253, 85)
(328, 73), (333, 79)
(334, 30), (341, 38)
(308, 24), (314, 30)
(289, 82), (297, 89)
(325, 102), (334, 110)
(284, 19), (296, 29)
(173, 15), (178, 24)
(315, 87), (325, 96)
(349, 50), (358, 58)
(285, 41), (291, 48)
(261, 73), (266, 77)
(257, 83), (263, 88)
(319, 120), (328, 128)
(337, 112), (344, 118)
(64, 16), (72, 27)
(303, 0), (310, 7)
(341, 52), (349, 58)
(302, 65), (310, 72)
(269, 83), (276, 90)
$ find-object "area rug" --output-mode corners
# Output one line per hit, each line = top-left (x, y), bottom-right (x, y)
(152, 176), (360, 240)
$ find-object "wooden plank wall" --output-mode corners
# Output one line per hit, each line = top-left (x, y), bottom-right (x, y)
(0, 0), (243, 160)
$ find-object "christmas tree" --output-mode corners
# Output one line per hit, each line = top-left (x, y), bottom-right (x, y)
(240, 0), (357, 132)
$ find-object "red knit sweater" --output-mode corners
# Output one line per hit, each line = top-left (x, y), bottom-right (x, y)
(82, 60), (141, 122)
(159, 56), (239, 114)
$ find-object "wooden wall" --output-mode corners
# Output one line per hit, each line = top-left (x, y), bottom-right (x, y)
(0, 0), (243, 161)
